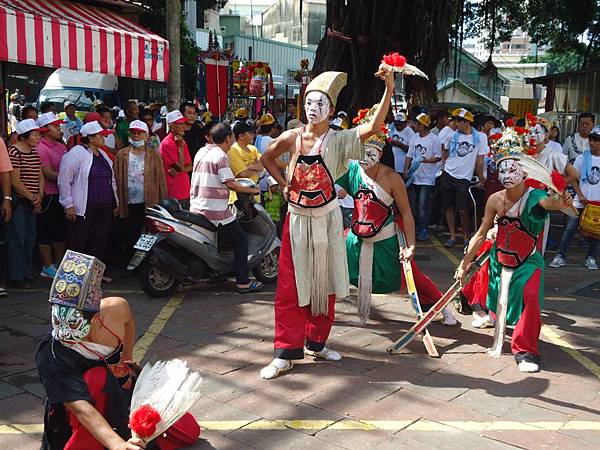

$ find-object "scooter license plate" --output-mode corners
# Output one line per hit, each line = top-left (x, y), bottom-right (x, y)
(133, 234), (158, 251)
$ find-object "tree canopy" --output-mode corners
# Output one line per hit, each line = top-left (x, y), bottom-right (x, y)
(463, 0), (600, 69)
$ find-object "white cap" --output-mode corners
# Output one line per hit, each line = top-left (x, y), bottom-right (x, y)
(166, 110), (187, 124)
(117, 110), (125, 118)
(160, 105), (168, 117)
(16, 119), (41, 135)
(37, 112), (65, 129)
(394, 112), (407, 122)
(267, 176), (278, 187)
(80, 121), (113, 137)
(129, 120), (149, 133)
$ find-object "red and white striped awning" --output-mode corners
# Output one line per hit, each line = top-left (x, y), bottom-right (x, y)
(0, 0), (169, 82)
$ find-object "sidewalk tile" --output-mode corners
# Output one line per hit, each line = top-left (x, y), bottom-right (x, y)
(0, 381), (24, 400)
(226, 427), (346, 449)
(2, 369), (45, 398)
(315, 421), (396, 448)
(0, 351), (37, 377)
(482, 429), (596, 449)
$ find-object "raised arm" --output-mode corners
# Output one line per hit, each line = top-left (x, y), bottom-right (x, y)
(357, 68), (395, 142)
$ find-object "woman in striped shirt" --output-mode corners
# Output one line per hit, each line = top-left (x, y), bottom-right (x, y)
(7, 119), (44, 289)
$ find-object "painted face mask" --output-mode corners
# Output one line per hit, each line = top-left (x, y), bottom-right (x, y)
(359, 145), (382, 169)
(304, 91), (331, 125)
(51, 304), (91, 345)
(528, 124), (546, 145)
(498, 159), (524, 188)
(128, 137), (146, 148)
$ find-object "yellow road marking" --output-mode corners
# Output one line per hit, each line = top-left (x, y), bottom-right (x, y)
(428, 234), (461, 265)
(429, 235), (600, 380)
(541, 325), (600, 379)
(132, 294), (184, 361)
(3, 421), (600, 434)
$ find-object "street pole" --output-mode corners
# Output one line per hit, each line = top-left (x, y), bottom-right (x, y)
(166, 0), (181, 111)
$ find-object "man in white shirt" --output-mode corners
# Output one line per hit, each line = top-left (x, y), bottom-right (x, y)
(550, 125), (600, 271)
(190, 123), (263, 293)
(388, 111), (415, 176)
(563, 112), (595, 163)
(404, 113), (442, 241)
(440, 108), (487, 247)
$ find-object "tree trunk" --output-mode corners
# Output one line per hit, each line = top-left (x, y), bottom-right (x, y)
(313, 0), (457, 116)
(166, 0), (181, 111)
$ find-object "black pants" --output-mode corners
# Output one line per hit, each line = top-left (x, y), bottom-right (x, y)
(67, 202), (113, 260)
(118, 203), (146, 263)
(37, 194), (66, 245)
(220, 219), (250, 284)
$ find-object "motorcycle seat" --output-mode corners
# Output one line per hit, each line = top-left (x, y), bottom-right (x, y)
(173, 210), (217, 232)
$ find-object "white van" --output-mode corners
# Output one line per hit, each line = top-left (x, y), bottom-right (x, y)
(36, 69), (120, 114)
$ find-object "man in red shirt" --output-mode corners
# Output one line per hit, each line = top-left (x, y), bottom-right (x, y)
(159, 110), (193, 209)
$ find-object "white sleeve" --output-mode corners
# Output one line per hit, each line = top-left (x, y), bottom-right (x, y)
(477, 132), (489, 155)
(431, 135), (442, 157)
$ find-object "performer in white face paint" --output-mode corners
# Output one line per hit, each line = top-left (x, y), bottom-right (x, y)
(456, 125), (574, 373)
(259, 66), (395, 379)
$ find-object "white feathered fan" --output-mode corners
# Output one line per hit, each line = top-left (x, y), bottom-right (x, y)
(129, 359), (203, 444)
(512, 155), (579, 217)
(379, 52), (428, 79)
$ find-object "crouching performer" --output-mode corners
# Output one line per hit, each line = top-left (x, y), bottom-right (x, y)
(259, 67), (395, 379)
(456, 129), (573, 373)
(336, 107), (456, 325)
(36, 251), (200, 450)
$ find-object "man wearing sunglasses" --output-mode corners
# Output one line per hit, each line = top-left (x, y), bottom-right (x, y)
(228, 119), (263, 203)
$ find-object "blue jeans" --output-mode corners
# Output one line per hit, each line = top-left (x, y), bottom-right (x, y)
(6, 201), (36, 281)
(408, 184), (433, 231)
(558, 209), (599, 259)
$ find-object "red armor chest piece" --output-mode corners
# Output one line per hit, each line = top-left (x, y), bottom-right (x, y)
(495, 216), (537, 268)
(351, 187), (393, 238)
(289, 154), (335, 208)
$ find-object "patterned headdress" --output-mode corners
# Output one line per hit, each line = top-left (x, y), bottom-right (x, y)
(49, 250), (105, 312)
(353, 104), (388, 151)
(305, 71), (348, 108)
(489, 118), (534, 163)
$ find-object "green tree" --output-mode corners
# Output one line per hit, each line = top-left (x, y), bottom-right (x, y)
(464, 0), (600, 69)
(138, 1), (227, 100)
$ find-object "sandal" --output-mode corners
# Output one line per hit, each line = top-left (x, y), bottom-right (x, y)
(444, 238), (457, 248)
(237, 280), (263, 294)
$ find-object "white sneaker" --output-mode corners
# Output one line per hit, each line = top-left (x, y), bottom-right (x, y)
(441, 306), (458, 326)
(549, 254), (566, 268)
(472, 314), (495, 329)
(518, 361), (540, 373)
(305, 346), (342, 361)
(585, 256), (598, 270)
(260, 358), (293, 380)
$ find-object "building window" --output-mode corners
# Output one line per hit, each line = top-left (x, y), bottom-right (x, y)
(320, 25), (326, 39)
(292, 26), (302, 43)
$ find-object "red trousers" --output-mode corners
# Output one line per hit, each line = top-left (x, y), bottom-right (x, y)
(462, 239), (494, 309)
(64, 367), (200, 450)
(404, 260), (442, 306)
(510, 268), (542, 362)
(274, 215), (336, 360)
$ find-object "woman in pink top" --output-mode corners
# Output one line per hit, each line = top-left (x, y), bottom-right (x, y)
(36, 112), (68, 278)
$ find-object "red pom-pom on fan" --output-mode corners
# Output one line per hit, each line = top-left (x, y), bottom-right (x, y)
(130, 404), (162, 439)
(505, 118), (515, 127)
(551, 170), (567, 193)
(382, 52), (406, 68)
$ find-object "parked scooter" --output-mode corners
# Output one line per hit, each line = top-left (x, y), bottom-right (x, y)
(128, 179), (281, 297)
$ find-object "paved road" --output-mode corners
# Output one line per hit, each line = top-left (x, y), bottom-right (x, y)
(1, 233), (599, 449)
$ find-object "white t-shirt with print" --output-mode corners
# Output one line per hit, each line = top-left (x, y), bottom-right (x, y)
(442, 130), (488, 181)
(388, 123), (416, 174)
(573, 152), (600, 208)
(407, 132), (442, 186)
